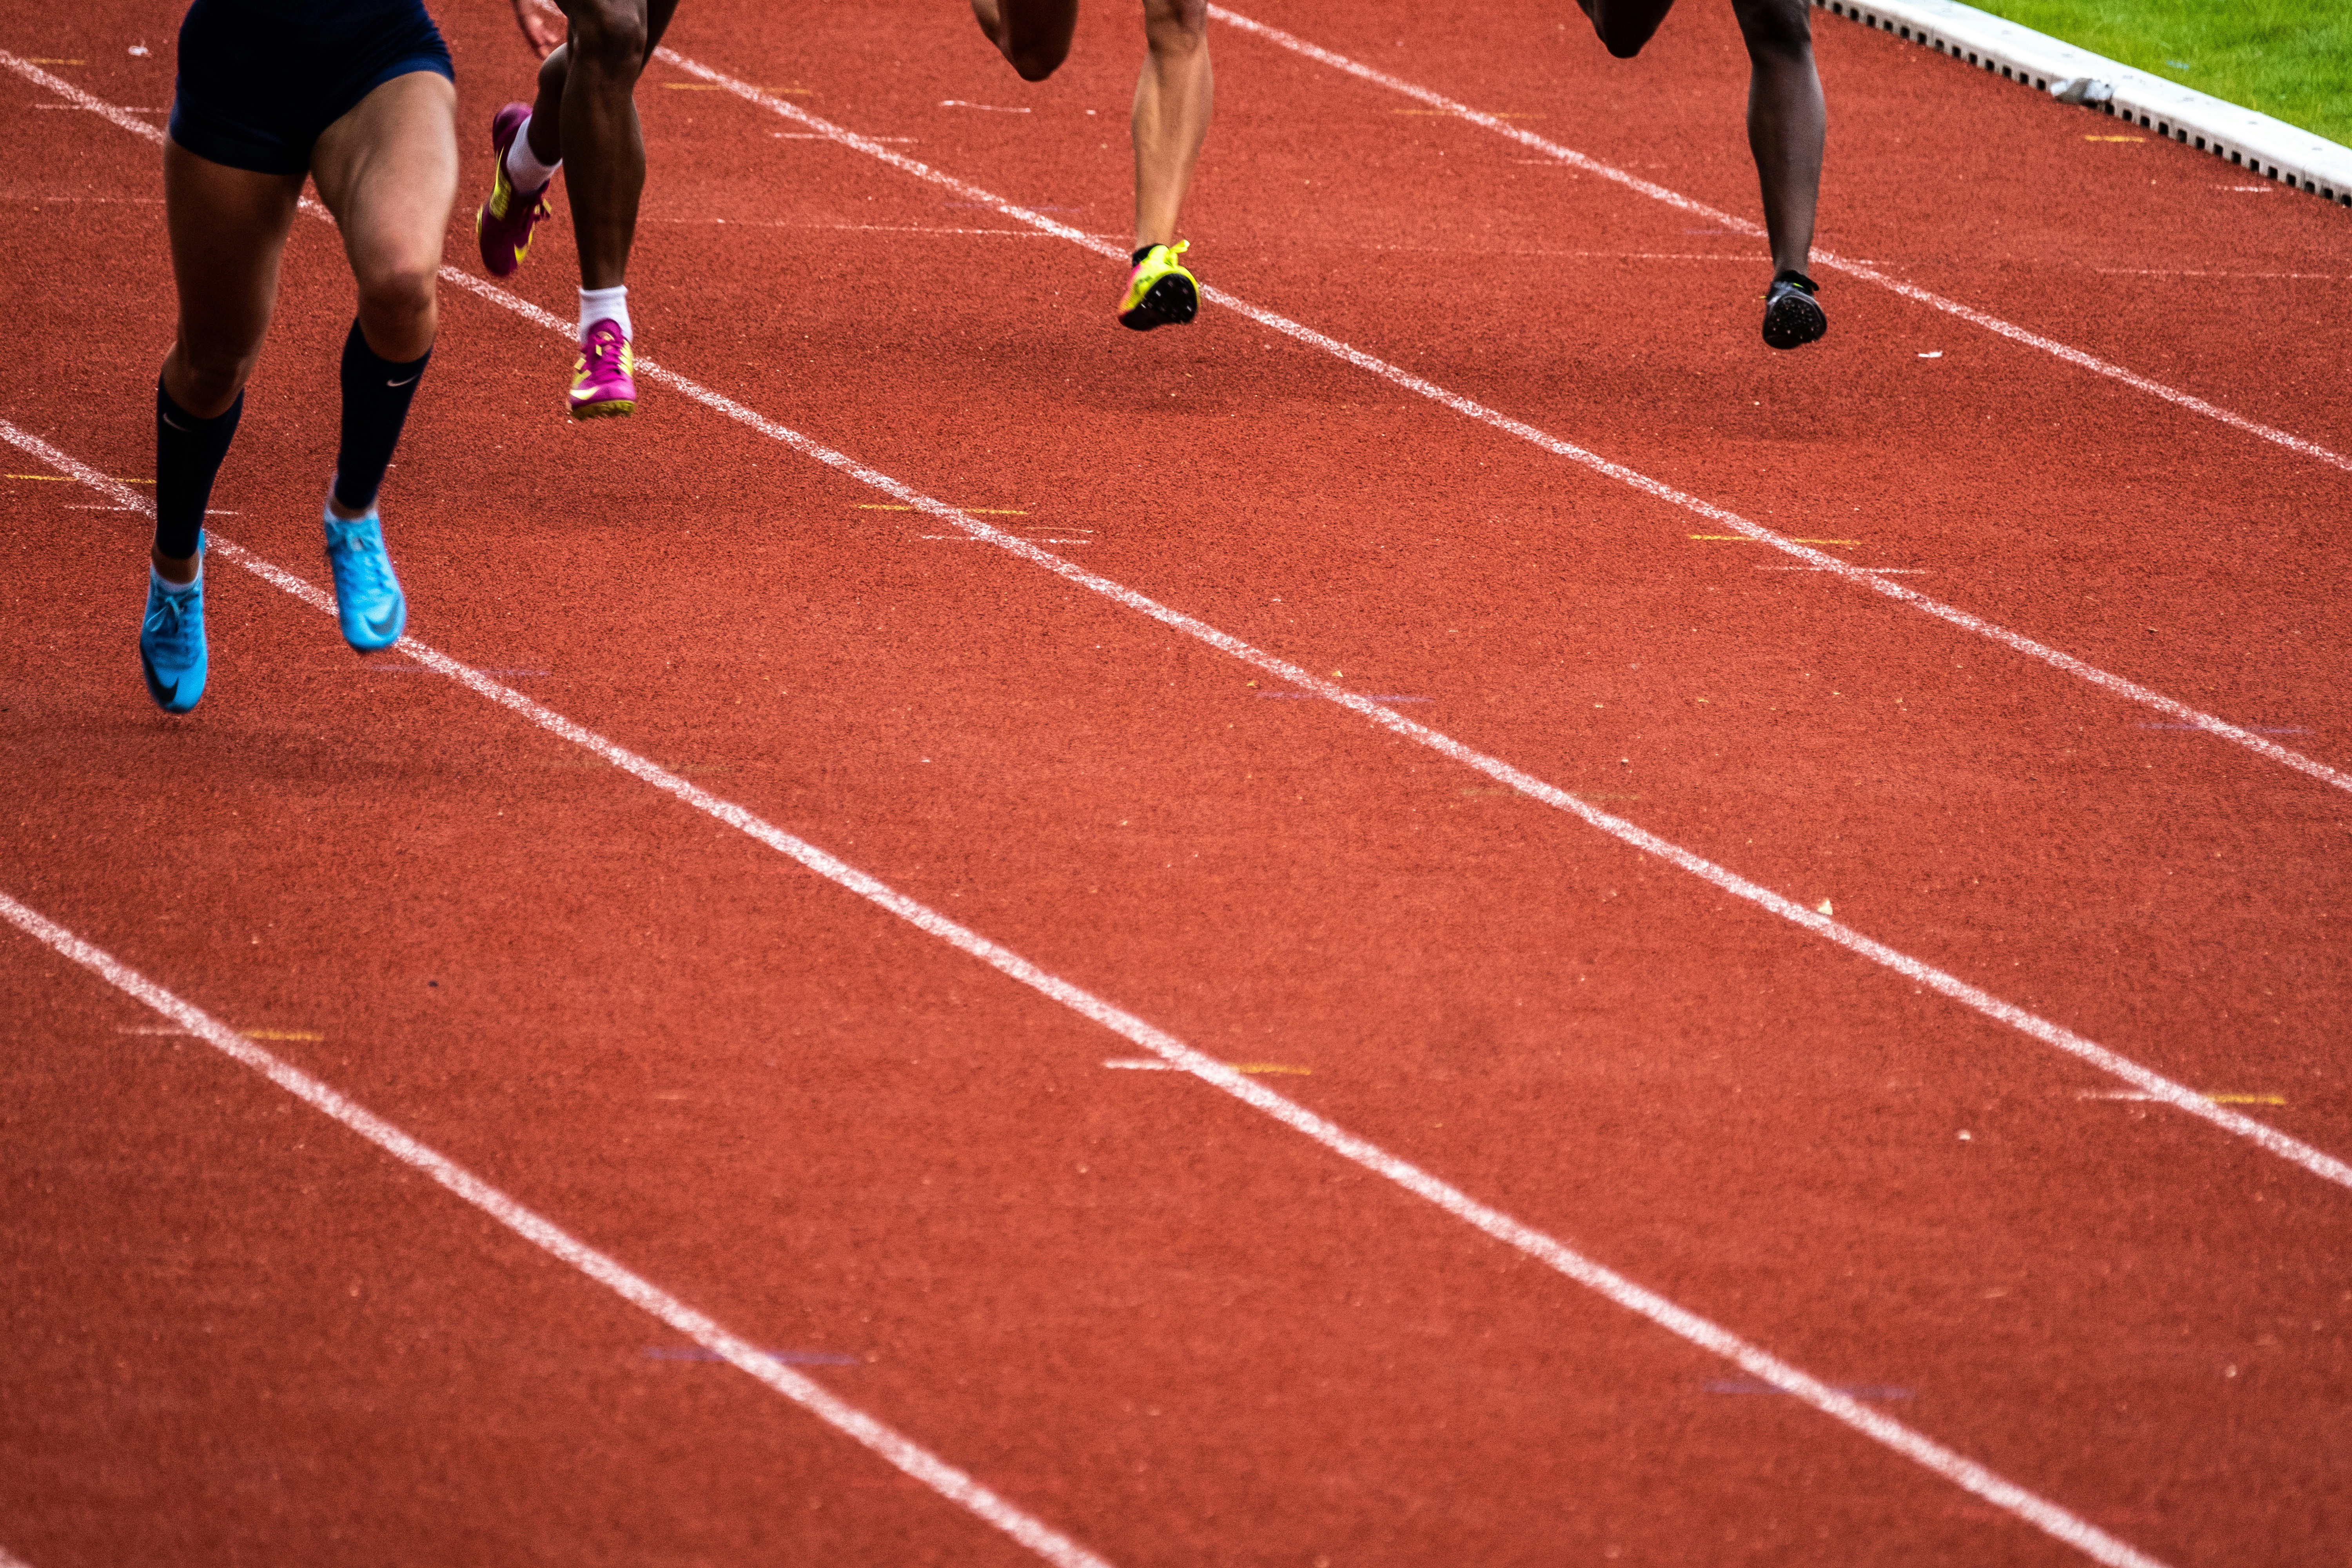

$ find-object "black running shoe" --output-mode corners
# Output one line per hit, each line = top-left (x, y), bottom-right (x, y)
(1760, 269), (1827, 350)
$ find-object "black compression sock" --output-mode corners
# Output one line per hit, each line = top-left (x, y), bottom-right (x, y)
(155, 379), (243, 561)
(1131, 244), (1158, 266)
(332, 318), (431, 515)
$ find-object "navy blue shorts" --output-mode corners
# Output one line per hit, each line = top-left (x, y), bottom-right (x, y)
(169, 0), (454, 176)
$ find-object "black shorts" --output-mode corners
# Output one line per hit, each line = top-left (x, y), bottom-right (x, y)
(169, 0), (454, 176)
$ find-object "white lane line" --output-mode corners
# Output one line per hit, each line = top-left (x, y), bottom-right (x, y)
(0, 477), (2170, 1568)
(1205, 5), (2352, 480)
(23, 43), (2352, 1020)
(625, 44), (2352, 800)
(3, 64), (2344, 1180)
(0, 58), (2314, 1530)
(0, 1546), (32, 1568)
(11, 172), (2350, 1195)
(0, 892), (1114, 1568)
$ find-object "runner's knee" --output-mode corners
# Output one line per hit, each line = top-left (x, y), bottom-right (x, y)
(565, 0), (650, 69)
(1143, 0), (1208, 53)
(1731, 0), (1812, 58)
(352, 257), (439, 338)
(171, 347), (257, 414)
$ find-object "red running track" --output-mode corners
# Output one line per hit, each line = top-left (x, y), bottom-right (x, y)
(2, 0), (2348, 1564)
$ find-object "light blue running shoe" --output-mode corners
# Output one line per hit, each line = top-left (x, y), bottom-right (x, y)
(323, 508), (407, 652)
(139, 543), (208, 714)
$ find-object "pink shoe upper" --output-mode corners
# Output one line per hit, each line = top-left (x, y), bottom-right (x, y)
(568, 319), (637, 417)
(477, 102), (552, 279)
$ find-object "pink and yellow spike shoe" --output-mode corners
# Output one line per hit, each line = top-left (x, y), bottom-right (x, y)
(475, 101), (553, 278)
(568, 319), (637, 419)
(1117, 240), (1198, 331)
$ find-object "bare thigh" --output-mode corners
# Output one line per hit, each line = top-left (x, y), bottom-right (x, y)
(162, 142), (305, 417)
(309, 70), (460, 359)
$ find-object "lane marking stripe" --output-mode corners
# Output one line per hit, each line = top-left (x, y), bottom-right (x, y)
(0, 424), (2171, 1568)
(0, 889), (1113, 1568)
(4, 62), (2343, 1182)
(5, 64), (2342, 1185)
(1204, 5), (2352, 480)
(617, 44), (2352, 799)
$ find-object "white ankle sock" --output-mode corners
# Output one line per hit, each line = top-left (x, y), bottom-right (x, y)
(505, 116), (561, 190)
(579, 285), (630, 342)
(151, 561), (200, 595)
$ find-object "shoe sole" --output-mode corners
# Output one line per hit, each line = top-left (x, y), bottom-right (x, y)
(1120, 274), (1199, 332)
(570, 398), (637, 421)
(1762, 294), (1828, 350)
(141, 657), (202, 714)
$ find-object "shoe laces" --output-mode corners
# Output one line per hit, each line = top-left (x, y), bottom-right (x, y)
(330, 522), (396, 599)
(146, 584), (199, 658)
(582, 328), (625, 371)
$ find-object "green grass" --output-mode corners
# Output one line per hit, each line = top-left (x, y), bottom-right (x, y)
(1960, 0), (2352, 149)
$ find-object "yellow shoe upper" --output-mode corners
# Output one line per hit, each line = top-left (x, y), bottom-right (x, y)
(1119, 240), (1194, 314)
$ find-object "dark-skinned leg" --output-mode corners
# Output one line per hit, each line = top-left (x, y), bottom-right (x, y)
(1730, 0), (1825, 277)
(524, 42), (569, 167)
(971, 0), (1080, 82)
(154, 142), (304, 582)
(541, 0), (679, 290)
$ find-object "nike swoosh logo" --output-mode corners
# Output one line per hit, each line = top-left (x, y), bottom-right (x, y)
(365, 609), (400, 638)
(142, 654), (178, 705)
(386, 375), (421, 387)
(160, 411), (189, 432)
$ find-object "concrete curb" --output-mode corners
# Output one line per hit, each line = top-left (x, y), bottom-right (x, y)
(1811, 0), (2352, 209)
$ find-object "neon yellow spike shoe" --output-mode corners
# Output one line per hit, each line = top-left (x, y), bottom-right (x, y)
(1117, 241), (1198, 331)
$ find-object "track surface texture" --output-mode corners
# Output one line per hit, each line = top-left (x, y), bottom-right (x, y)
(3, 1), (2348, 1565)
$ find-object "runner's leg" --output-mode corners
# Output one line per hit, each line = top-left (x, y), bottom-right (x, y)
(524, 42), (570, 169)
(547, 0), (679, 290)
(972, 0), (1080, 80)
(309, 69), (460, 519)
(156, 143), (303, 581)
(1729, 0), (1824, 276)
(1132, 0), (1210, 251)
